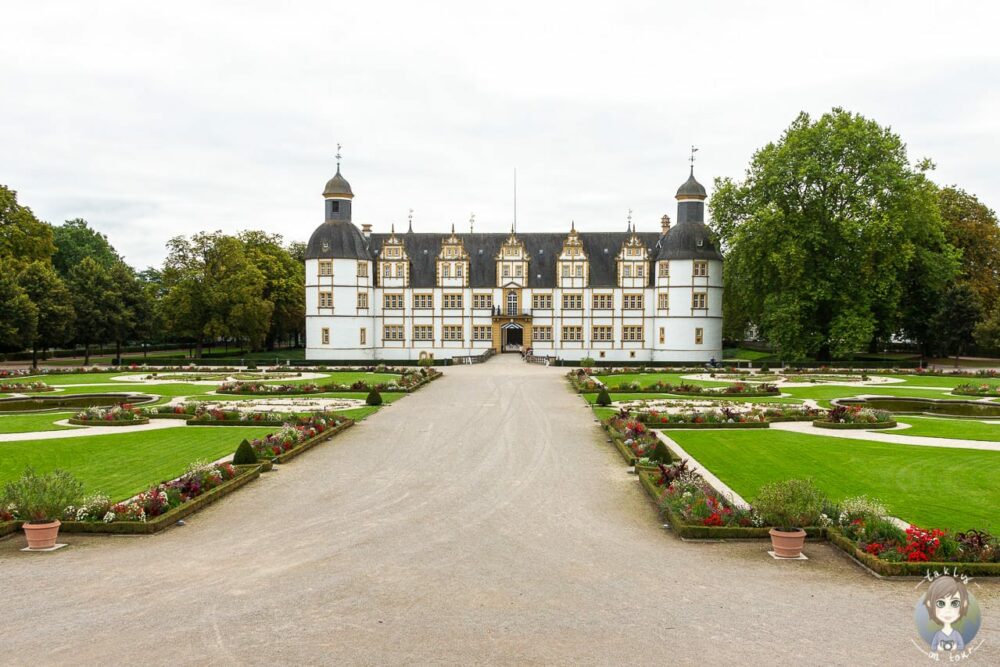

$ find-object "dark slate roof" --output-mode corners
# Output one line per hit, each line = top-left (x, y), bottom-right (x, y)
(368, 232), (662, 288)
(656, 222), (724, 261)
(323, 169), (353, 198)
(675, 169), (707, 198)
(305, 221), (372, 260)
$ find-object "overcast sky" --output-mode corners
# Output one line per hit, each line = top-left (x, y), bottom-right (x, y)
(3, 1), (998, 269)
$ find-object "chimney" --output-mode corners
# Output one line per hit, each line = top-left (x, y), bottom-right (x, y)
(661, 214), (671, 235)
(361, 223), (372, 239)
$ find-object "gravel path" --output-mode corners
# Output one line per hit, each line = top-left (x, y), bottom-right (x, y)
(2, 355), (997, 665)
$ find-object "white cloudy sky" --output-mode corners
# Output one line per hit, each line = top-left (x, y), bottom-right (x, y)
(2, 1), (998, 268)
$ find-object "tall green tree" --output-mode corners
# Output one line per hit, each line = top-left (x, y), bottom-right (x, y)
(159, 232), (272, 356)
(932, 284), (981, 365)
(67, 257), (119, 364)
(16, 262), (75, 367)
(939, 187), (1000, 309)
(710, 108), (953, 360)
(0, 265), (37, 352)
(0, 185), (54, 266)
(239, 231), (305, 350)
(52, 218), (121, 277)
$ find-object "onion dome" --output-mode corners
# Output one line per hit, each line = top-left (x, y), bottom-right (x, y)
(323, 167), (354, 199)
(305, 220), (371, 260)
(675, 168), (707, 199)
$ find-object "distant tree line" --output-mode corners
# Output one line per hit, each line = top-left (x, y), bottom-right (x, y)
(710, 107), (1000, 362)
(0, 187), (305, 365)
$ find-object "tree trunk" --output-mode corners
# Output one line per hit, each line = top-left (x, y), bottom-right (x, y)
(195, 340), (203, 359)
(31, 345), (38, 370)
(816, 342), (832, 363)
(84, 343), (90, 366)
(115, 340), (122, 364)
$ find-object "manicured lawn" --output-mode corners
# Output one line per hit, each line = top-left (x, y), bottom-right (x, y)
(581, 392), (801, 405)
(277, 371), (401, 386)
(594, 373), (729, 389)
(872, 374), (991, 388)
(21, 372), (126, 385)
(0, 412), (75, 434)
(333, 406), (380, 421)
(667, 429), (1000, 532)
(0, 425), (275, 501)
(781, 385), (958, 402)
(896, 416), (1000, 442)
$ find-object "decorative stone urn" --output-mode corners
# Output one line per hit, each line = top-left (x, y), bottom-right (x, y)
(769, 527), (807, 558)
(23, 520), (61, 550)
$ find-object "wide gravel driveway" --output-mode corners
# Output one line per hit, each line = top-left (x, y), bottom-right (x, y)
(2, 355), (997, 665)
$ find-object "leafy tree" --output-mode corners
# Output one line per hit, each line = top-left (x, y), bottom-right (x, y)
(159, 232), (272, 357)
(67, 257), (119, 364)
(710, 108), (951, 360)
(0, 265), (37, 352)
(239, 231), (305, 350)
(0, 185), (54, 266)
(974, 305), (1000, 354)
(932, 285), (981, 365)
(287, 241), (307, 263)
(939, 187), (1000, 308)
(16, 262), (75, 367)
(52, 218), (121, 277)
(107, 261), (152, 363)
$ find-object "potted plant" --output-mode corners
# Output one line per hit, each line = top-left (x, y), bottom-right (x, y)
(2, 467), (83, 550)
(753, 479), (826, 558)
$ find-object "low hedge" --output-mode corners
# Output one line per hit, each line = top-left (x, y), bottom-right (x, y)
(59, 464), (263, 535)
(186, 419), (289, 427)
(0, 521), (19, 538)
(643, 421), (770, 430)
(270, 419), (354, 464)
(147, 413), (194, 420)
(826, 528), (1000, 577)
(952, 389), (1000, 398)
(812, 420), (897, 430)
(67, 417), (150, 427)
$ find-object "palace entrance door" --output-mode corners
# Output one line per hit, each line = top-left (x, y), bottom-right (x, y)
(501, 323), (523, 352)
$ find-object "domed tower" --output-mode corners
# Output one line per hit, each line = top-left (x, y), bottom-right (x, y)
(653, 167), (724, 362)
(305, 152), (376, 361)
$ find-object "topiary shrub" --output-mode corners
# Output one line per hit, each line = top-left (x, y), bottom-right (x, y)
(651, 439), (672, 464)
(418, 357), (434, 367)
(753, 479), (826, 531)
(760, 364), (770, 374)
(596, 387), (612, 407)
(246, 362), (257, 371)
(366, 389), (383, 406)
(232, 439), (257, 465)
(580, 357), (596, 367)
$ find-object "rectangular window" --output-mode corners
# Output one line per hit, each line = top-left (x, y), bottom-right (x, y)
(384, 293), (404, 309)
(318, 291), (333, 308)
(659, 261), (669, 278)
(357, 293), (368, 309)
(383, 264), (392, 278)
(515, 264), (523, 278)
(413, 293), (433, 309)
(532, 293), (552, 309)
(443, 325), (463, 341)
(659, 327), (665, 344)
(413, 324), (433, 341)
(561, 325), (582, 342)
(473, 325), (492, 341)
(636, 264), (644, 278)
(533, 326), (552, 342)
(575, 265), (583, 278)
(357, 262), (368, 277)
(562, 293), (582, 310)
(383, 325), (404, 341)
(693, 260), (708, 277)
(456, 264), (464, 278)
(321, 327), (330, 345)
(692, 292), (707, 309)
(360, 327), (367, 345)
(623, 325), (644, 342)
(443, 293), (463, 309)
(695, 327), (704, 345)
(592, 293), (613, 310)
(623, 294), (643, 310)
(318, 260), (332, 277)
(623, 265), (632, 278)
(592, 325), (613, 342)
(441, 263), (451, 278)
(502, 265), (510, 278)
(658, 293), (669, 310)
(473, 293), (493, 309)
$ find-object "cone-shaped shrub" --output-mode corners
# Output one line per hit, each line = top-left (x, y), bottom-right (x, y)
(596, 387), (612, 407)
(233, 439), (257, 465)
(366, 389), (383, 406)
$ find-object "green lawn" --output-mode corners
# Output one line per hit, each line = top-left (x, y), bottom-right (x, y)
(277, 371), (401, 386)
(0, 425), (275, 501)
(896, 416), (1000, 442)
(781, 385), (958, 402)
(594, 373), (730, 389)
(870, 374), (988, 388)
(582, 392), (801, 405)
(667, 429), (1000, 532)
(0, 412), (75, 434)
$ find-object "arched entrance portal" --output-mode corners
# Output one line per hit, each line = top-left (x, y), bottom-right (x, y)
(501, 322), (523, 353)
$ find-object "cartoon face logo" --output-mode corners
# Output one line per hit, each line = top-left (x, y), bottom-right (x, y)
(914, 575), (982, 657)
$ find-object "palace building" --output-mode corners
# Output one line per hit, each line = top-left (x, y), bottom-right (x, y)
(304, 161), (723, 362)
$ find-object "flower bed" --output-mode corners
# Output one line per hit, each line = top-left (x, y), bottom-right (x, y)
(217, 368), (440, 396)
(144, 403), (291, 426)
(812, 405), (895, 429)
(592, 378), (780, 397)
(638, 406), (819, 429)
(69, 404), (149, 426)
(0, 382), (54, 393)
(242, 413), (354, 463)
(953, 382), (1000, 397)
(603, 416), (660, 465)
(58, 463), (263, 535)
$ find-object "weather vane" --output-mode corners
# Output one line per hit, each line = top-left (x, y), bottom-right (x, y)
(469, 213), (475, 234)
(627, 208), (633, 232)
(336, 143), (342, 170)
(690, 145), (699, 167)
(407, 208), (414, 233)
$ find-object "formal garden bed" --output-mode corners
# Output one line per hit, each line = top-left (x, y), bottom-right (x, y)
(812, 405), (896, 429)
(217, 367), (440, 396)
(0, 382), (54, 393)
(574, 371), (778, 397)
(68, 404), (150, 426)
(240, 413), (354, 463)
(143, 403), (290, 426)
(953, 382), (1000, 397)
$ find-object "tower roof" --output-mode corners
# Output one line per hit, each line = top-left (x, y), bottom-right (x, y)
(675, 168), (707, 199)
(305, 220), (371, 260)
(323, 168), (354, 199)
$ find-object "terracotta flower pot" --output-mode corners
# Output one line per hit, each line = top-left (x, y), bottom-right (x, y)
(23, 520), (62, 550)
(769, 527), (806, 558)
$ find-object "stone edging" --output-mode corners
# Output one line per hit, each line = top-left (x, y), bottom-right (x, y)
(812, 420), (897, 430)
(67, 417), (150, 427)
